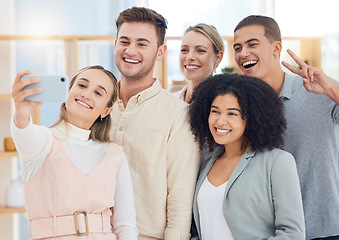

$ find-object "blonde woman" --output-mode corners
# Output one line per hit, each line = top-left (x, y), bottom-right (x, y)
(174, 23), (224, 103)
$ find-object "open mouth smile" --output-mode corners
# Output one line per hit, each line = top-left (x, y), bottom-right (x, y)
(185, 65), (200, 70)
(124, 58), (140, 64)
(242, 60), (258, 69)
(216, 128), (230, 134)
(76, 100), (92, 109)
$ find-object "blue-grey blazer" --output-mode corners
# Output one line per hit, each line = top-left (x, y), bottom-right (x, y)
(191, 147), (305, 240)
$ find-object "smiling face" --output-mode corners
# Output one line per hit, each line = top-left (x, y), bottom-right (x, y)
(114, 22), (166, 82)
(233, 25), (281, 84)
(208, 94), (246, 149)
(179, 30), (222, 83)
(65, 69), (114, 129)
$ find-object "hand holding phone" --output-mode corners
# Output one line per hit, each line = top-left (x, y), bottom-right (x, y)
(22, 74), (69, 102)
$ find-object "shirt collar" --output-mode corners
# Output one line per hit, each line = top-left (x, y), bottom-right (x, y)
(178, 85), (187, 101)
(243, 148), (256, 160)
(279, 72), (296, 100)
(117, 78), (162, 109)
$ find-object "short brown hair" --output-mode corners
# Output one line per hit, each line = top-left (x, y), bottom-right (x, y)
(234, 15), (281, 43)
(51, 65), (118, 142)
(116, 7), (167, 46)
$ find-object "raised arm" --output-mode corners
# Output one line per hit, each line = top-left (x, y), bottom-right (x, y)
(282, 49), (339, 105)
(11, 70), (52, 183)
(12, 70), (42, 128)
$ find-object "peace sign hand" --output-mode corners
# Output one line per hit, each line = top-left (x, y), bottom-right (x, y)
(281, 49), (331, 95)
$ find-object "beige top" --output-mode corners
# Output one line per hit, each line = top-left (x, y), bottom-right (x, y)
(109, 79), (200, 240)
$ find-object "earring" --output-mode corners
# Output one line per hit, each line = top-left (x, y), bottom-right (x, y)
(100, 117), (103, 122)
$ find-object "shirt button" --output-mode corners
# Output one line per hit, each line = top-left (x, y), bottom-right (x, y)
(119, 127), (124, 131)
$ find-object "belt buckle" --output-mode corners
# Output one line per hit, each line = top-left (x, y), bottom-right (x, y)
(73, 211), (89, 236)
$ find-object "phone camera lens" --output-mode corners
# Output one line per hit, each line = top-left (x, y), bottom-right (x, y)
(61, 78), (65, 82)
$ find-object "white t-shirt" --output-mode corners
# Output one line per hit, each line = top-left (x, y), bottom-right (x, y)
(197, 177), (235, 240)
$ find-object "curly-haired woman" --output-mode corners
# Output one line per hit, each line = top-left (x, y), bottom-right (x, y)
(189, 73), (305, 240)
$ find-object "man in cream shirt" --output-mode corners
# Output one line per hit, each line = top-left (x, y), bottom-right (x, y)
(110, 7), (200, 240)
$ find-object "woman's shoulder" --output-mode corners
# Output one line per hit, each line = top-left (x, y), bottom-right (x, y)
(171, 85), (187, 100)
(255, 148), (295, 164)
(257, 147), (293, 157)
(254, 148), (296, 171)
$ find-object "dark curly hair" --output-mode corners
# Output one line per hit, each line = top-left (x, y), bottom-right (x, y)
(189, 73), (286, 152)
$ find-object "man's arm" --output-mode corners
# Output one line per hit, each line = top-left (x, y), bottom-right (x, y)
(164, 107), (200, 240)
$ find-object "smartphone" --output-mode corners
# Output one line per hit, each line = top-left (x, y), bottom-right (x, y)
(22, 74), (69, 102)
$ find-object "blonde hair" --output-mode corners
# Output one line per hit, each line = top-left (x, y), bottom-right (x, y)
(185, 23), (225, 54)
(51, 65), (118, 142)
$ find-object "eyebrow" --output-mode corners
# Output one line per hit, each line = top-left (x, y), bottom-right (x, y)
(211, 105), (241, 112)
(78, 78), (107, 94)
(233, 38), (259, 49)
(118, 36), (151, 43)
(228, 108), (241, 112)
(137, 38), (151, 43)
(181, 44), (207, 48)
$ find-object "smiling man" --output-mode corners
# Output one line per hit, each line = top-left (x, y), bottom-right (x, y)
(233, 17), (284, 93)
(233, 15), (339, 240)
(109, 7), (200, 240)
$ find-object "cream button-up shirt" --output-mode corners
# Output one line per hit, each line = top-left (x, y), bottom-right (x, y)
(110, 79), (200, 240)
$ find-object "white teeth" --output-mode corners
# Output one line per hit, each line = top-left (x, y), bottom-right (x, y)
(77, 100), (91, 109)
(125, 58), (139, 63)
(243, 60), (257, 66)
(216, 128), (230, 133)
(186, 65), (199, 69)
